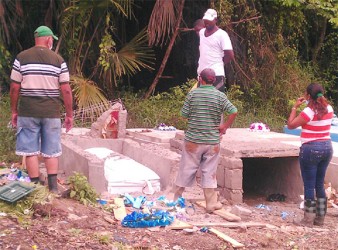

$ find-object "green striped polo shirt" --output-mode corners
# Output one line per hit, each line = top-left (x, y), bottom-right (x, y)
(181, 85), (237, 144)
(10, 46), (69, 118)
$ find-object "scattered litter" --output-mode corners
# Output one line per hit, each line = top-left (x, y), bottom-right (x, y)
(96, 199), (108, 205)
(183, 226), (199, 234)
(121, 210), (174, 228)
(157, 196), (185, 208)
(200, 227), (209, 233)
(255, 204), (271, 211)
(325, 182), (338, 208)
(185, 204), (195, 215)
(124, 194), (146, 209)
(267, 193), (286, 202)
(281, 211), (289, 220)
(173, 245), (184, 250)
(0, 181), (35, 203)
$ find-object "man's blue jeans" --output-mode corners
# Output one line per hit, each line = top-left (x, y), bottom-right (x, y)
(299, 140), (333, 200)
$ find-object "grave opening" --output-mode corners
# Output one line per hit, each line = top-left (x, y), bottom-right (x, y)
(242, 157), (303, 202)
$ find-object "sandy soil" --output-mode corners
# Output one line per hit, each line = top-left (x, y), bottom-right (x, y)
(1, 185), (338, 250)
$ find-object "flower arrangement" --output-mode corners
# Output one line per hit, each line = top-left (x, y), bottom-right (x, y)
(248, 122), (270, 132)
(154, 123), (176, 131)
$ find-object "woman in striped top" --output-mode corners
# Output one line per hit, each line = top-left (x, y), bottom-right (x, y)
(287, 83), (333, 227)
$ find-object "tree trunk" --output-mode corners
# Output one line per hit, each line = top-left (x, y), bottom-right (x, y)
(144, 0), (185, 99)
(312, 16), (327, 63)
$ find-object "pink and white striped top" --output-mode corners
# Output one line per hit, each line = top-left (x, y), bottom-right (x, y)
(300, 105), (334, 144)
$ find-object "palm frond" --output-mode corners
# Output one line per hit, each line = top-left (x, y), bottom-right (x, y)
(148, 0), (181, 47)
(99, 28), (155, 87)
(70, 75), (109, 122)
(114, 28), (155, 75)
(0, 0), (22, 45)
(108, 0), (134, 19)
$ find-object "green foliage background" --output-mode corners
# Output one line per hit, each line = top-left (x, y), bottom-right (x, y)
(0, 0), (337, 161)
(0, 95), (19, 162)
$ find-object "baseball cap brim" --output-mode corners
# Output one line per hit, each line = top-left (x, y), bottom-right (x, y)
(202, 14), (215, 21)
(34, 26), (58, 40)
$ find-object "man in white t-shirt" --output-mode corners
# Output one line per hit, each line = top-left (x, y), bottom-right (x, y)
(196, 9), (234, 92)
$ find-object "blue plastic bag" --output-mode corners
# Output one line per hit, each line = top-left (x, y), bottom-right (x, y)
(124, 194), (146, 209)
(121, 210), (174, 228)
(157, 195), (185, 208)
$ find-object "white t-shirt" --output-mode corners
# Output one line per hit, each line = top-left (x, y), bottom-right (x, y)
(197, 28), (233, 76)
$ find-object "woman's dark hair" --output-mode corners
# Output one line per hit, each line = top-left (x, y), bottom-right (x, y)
(306, 83), (328, 120)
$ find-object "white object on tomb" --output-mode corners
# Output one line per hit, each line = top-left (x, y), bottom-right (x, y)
(84, 147), (161, 194)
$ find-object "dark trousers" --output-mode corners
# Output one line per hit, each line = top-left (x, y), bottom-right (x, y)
(299, 140), (333, 200)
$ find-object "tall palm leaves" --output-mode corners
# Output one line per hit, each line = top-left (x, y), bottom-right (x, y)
(70, 75), (110, 124)
(0, 0), (23, 46)
(144, 0), (185, 98)
(148, 0), (180, 47)
(96, 28), (154, 92)
(60, 0), (154, 112)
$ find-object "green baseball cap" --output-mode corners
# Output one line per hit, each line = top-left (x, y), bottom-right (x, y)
(34, 26), (58, 40)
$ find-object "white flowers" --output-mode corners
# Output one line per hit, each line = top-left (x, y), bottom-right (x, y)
(248, 122), (270, 132)
(155, 123), (176, 131)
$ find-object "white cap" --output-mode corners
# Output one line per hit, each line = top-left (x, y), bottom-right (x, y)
(203, 9), (217, 21)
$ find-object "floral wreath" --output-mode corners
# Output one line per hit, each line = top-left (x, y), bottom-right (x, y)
(154, 123), (176, 131)
(248, 122), (270, 132)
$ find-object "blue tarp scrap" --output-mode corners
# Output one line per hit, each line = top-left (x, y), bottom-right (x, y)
(121, 210), (174, 228)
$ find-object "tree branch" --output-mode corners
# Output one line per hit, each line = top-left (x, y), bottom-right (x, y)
(231, 16), (261, 25)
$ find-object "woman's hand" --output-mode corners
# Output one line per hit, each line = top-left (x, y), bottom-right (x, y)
(294, 97), (306, 109)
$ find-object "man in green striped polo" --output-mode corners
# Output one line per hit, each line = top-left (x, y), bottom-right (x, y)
(172, 68), (237, 213)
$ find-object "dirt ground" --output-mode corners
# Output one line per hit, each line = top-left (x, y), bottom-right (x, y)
(1, 185), (338, 250)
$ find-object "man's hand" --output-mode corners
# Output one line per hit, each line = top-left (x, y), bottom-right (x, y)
(64, 116), (73, 133)
(223, 50), (234, 64)
(11, 112), (18, 128)
(219, 112), (237, 135)
(218, 124), (228, 135)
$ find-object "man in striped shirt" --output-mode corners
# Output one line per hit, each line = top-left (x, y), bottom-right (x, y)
(10, 26), (73, 193)
(172, 68), (237, 213)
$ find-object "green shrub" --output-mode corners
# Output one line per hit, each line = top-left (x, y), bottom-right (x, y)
(68, 172), (98, 205)
(0, 95), (19, 162)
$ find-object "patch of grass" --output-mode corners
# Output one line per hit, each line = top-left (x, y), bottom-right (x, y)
(93, 233), (111, 245)
(68, 228), (83, 236)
